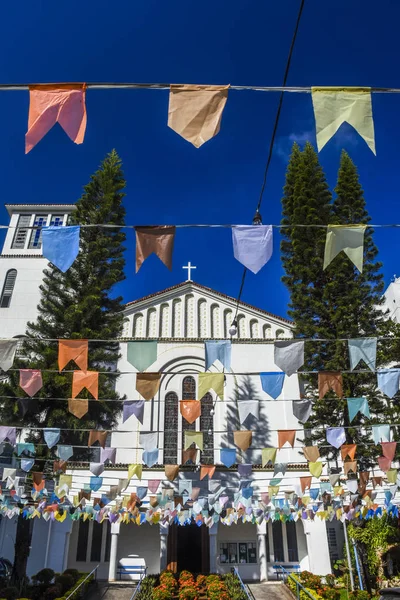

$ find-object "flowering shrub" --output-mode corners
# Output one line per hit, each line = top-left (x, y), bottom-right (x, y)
(206, 579), (229, 600)
(196, 574), (207, 588)
(179, 571), (195, 586)
(159, 571), (178, 592)
(152, 584), (173, 600)
(178, 583), (199, 600)
(349, 592), (370, 600)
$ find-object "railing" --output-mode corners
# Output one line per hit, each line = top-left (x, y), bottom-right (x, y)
(129, 567), (148, 600)
(64, 564), (100, 600)
(275, 565), (317, 600)
(233, 567), (255, 600)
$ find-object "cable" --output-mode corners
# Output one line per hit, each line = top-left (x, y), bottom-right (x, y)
(1, 367), (392, 374)
(2, 222), (400, 229)
(7, 334), (400, 342)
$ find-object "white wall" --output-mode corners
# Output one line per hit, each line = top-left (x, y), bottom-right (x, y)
(216, 522), (259, 581)
(117, 523), (160, 574)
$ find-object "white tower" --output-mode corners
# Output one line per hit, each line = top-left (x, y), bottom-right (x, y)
(0, 204), (75, 337)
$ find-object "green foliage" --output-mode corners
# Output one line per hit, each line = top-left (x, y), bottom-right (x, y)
(135, 575), (157, 600)
(32, 571), (55, 586)
(60, 571), (79, 585)
(349, 592), (370, 600)
(223, 572), (248, 600)
(348, 516), (400, 579)
(286, 575), (322, 600)
(0, 588), (19, 600)
(54, 575), (74, 595)
(43, 586), (61, 600)
(54, 573), (94, 600)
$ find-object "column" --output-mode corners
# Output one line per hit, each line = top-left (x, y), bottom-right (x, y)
(209, 523), (218, 573)
(108, 522), (120, 582)
(282, 522), (289, 562)
(302, 519), (331, 575)
(160, 525), (168, 572)
(268, 520), (275, 563)
(257, 523), (268, 582)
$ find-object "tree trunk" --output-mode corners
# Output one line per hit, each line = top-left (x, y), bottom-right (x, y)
(11, 513), (32, 589)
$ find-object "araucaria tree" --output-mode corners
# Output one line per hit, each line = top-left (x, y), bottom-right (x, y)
(0, 150), (126, 585)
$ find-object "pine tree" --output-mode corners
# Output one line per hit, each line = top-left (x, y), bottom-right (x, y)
(0, 150), (126, 585)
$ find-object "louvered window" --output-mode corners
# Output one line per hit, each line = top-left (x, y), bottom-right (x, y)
(164, 392), (178, 464)
(11, 214), (32, 249)
(0, 270), (17, 308)
(28, 214), (48, 249)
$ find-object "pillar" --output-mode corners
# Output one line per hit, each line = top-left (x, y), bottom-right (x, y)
(257, 523), (268, 582)
(209, 523), (218, 573)
(108, 522), (120, 582)
(160, 524), (168, 572)
(302, 518), (331, 575)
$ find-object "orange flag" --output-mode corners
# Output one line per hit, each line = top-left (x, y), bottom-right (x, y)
(58, 340), (88, 372)
(300, 476), (312, 493)
(318, 372), (343, 399)
(26, 84), (87, 154)
(378, 456), (391, 472)
(359, 471), (370, 485)
(381, 442), (397, 461)
(72, 371), (98, 399)
(341, 444), (357, 460)
(278, 430), (296, 449)
(182, 448), (198, 464)
(68, 398), (88, 419)
(180, 400), (201, 424)
(165, 465), (179, 481)
(302, 446), (320, 462)
(233, 431), (252, 451)
(135, 226), (176, 272)
(136, 373), (161, 400)
(200, 465), (216, 480)
(372, 476), (382, 488)
(53, 460), (67, 473)
(343, 461), (357, 475)
(88, 431), (108, 449)
(32, 472), (43, 485)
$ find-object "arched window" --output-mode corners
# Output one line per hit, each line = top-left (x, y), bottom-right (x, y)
(146, 308), (157, 337)
(237, 315), (246, 339)
(132, 313), (144, 337)
(182, 376), (196, 458)
(198, 299), (207, 337)
(172, 299), (182, 337)
(250, 319), (259, 339)
(0, 270), (17, 308)
(200, 392), (214, 464)
(224, 309), (233, 338)
(276, 329), (285, 339)
(263, 324), (272, 339)
(164, 392), (178, 464)
(210, 304), (220, 338)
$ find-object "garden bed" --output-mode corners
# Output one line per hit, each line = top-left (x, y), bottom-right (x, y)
(0, 568), (93, 600)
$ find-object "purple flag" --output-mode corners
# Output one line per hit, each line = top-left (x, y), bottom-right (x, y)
(0, 427), (16, 446)
(100, 447), (116, 464)
(238, 463), (252, 477)
(148, 479), (161, 493)
(326, 427), (346, 448)
(123, 400), (145, 424)
(232, 225), (273, 274)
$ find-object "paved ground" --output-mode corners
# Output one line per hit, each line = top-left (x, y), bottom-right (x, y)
(87, 582), (137, 600)
(248, 581), (294, 600)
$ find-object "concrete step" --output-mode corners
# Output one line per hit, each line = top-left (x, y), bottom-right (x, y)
(248, 581), (295, 600)
(86, 581), (137, 600)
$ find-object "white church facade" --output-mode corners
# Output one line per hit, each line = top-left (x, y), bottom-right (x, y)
(0, 204), (348, 581)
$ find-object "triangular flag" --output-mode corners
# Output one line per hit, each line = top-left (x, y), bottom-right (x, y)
(348, 338), (377, 372)
(68, 398), (88, 418)
(184, 431), (203, 451)
(341, 444), (357, 460)
(42, 226), (80, 272)
(88, 431), (108, 449)
(58, 339), (88, 372)
(377, 370), (400, 399)
(381, 442), (397, 461)
(0, 340), (18, 372)
(233, 431), (252, 451)
(232, 225), (273, 274)
(180, 400), (201, 424)
(260, 373), (285, 399)
(136, 373), (161, 400)
(167, 84), (229, 148)
(387, 469), (398, 484)
(378, 457), (391, 472)
(372, 425), (390, 444)
(261, 448), (277, 466)
(200, 465), (216, 480)
(128, 464), (143, 480)
(278, 430), (296, 449)
(300, 477), (312, 493)
(90, 463), (104, 476)
(135, 226), (175, 272)
(0, 427), (16, 446)
(57, 445), (73, 461)
(274, 341), (305, 377)
(309, 462), (323, 478)
(123, 400), (145, 423)
(237, 401), (259, 424)
(143, 449), (159, 466)
(198, 373), (224, 400)
(148, 480), (161, 494)
(302, 446), (320, 462)
(205, 340), (231, 371)
(72, 370), (98, 399)
(127, 341), (157, 372)
(19, 369), (43, 397)
(347, 397), (370, 423)
(140, 432), (158, 451)
(165, 465), (179, 481)
(343, 461), (357, 475)
(100, 448), (116, 464)
(220, 448), (236, 468)
(319, 372), (343, 399)
(311, 87), (375, 154)
(293, 399), (312, 423)
(323, 225), (367, 273)
(326, 427), (346, 449)
(44, 428), (60, 449)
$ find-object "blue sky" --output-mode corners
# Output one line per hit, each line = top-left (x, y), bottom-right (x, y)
(1, 0), (399, 319)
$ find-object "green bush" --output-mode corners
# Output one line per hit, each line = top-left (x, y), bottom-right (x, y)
(55, 575), (75, 595)
(136, 575), (157, 600)
(349, 592), (370, 600)
(54, 573), (93, 600)
(62, 570), (80, 584)
(223, 573), (248, 600)
(43, 585), (62, 600)
(32, 569), (55, 586)
(1, 587), (18, 600)
(286, 575), (322, 600)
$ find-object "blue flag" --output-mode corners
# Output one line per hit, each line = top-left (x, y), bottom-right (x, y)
(21, 458), (34, 472)
(44, 428), (60, 449)
(42, 226), (80, 273)
(220, 448), (236, 468)
(17, 443), (35, 456)
(377, 369), (400, 398)
(143, 449), (159, 467)
(90, 477), (103, 492)
(205, 340), (231, 371)
(348, 338), (377, 371)
(372, 424), (390, 444)
(347, 397), (370, 422)
(260, 372), (285, 399)
(57, 445), (74, 461)
(137, 486), (148, 500)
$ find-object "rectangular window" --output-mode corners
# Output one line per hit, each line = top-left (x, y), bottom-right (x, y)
(90, 522), (103, 562)
(28, 213), (48, 249)
(76, 519), (89, 562)
(286, 521), (299, 562)
(11, 214), (32, 249)
(104, 521), (111, 562)
(219, 542), (257, 565)
(272, 522), (285, 562)
(50, 214), (64, 227)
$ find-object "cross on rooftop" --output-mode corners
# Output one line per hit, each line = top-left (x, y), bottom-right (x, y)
(182, 261), (196, 282)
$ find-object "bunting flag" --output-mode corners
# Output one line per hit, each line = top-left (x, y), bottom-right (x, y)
(123, 400), (145, 423)
(68, 398), (88, 418)
(198, 373), (224, 400)
(372, 425), (390, 444)
(19, 369), (43, 397)
(233, 430), (252, 451)
(300, 476), (312, 494)
(0, 340), (18, 372)
(343, 461), (357, 475)
(329, 474), (341, 487)
(167, 84), (229, 147)
(347, 397), (370, 422)
(309, 462), (323, 478)
(205, 340), (231, 371)
(90, 463), (104, 477)
(88, 431), (108, 449)
(378, 457), (392, 472)
(318, 372), (343, 399)
(381, 442), (397, 461)
(311, 87), (375, 154)
(347, 479), (359, 494)
(274, 463), (287, 476)
(179, 479), (193, 495)
(89, 477), (103, 492)
(0, 427), (16, 446)
(18, 398), (37, 417)
(238, 400), (259, 424)
(274, 341), (305, 377)
(323, 225), (367, 273)
(231, 225), (273, 274)
(58, 339), (88, 372)
(135, 226), (176, 272)
(387, 469), (398, 484)
(182, 448), (197, 464)
(143, 449), (159, 467)
(260, 372), (285, 399)
(238, 463), (252, 477)
(180, 400), (201, 424)
(44, 428), (60, 449)
(137, 486), (148, 500)
(140, 432), (158, 451)
(17, 442), (34, 456)
(54, 460), (67, 473)
(377, 369), (400, 398)
(25, 84), (87, 153)
(72, 371), (99, 399)
(302, 446), (320, 462)
(100, 448), (116, 464)
(348, 338), (377, 372)
(42, 226), (80, 272)
(220, 448), (236, 467)
(261, 448), (277, 466)
(57, 445), (73, 461)
(292, 399), (312, 423)
(136, 373), (161, 400)
(341, 444), (357, 460)
(165, 465), (179, 481)
(278, 430), (296, 449)
(128, 464), (143, 480)
(269, 485), (279, 497)
(200, 465), (216, 480)
(127, 341), (157, 372)
(184, 431), (203, 450)
(372, 476), (382, 488)
(148, 480), (161, 494)
(326, 427), (346, 448)
(21, 459), (34, 472)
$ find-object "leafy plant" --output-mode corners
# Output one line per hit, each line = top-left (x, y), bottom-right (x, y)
(0, 587), (19, 600)
(32, 569), (55, 586)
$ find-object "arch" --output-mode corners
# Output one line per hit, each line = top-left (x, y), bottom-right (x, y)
(224, 309), (233, 338)
(210, 304), (220, 338)
(182, 376), (196, 458)
(146, 308), (157, 337)
(132, 313), (144, 337)
(164, 392), (178, 464)
(263, 324), (272, 339)
(185, 294), (195, 338)
(276, 328), (285, 339)
(160, 303), (169, 338)
(197, 299), (207, 337)
(0, 269), (17, 308)
(200, 392), (214, 464)
(237, 314), (246, 339)
(250, 319), (259, 339)
(172, 299), (182, 338)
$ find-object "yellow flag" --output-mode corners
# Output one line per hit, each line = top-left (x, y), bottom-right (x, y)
(198, 373), (224, 400)
(323, 225), (366, 273)
(184, 431), (203, 450)
(309, 461), (323, 478)
(128, 464), (143, 480)
(261, 448), (277, 466)
(387, 469), (398, 484)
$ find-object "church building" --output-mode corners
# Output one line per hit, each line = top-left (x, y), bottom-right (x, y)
(0, 204), (348, 581)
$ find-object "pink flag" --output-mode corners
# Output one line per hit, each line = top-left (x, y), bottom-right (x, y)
(19, 369), (43, 397)
(25, 84), (87, 153)
(148, 480), (161, 494)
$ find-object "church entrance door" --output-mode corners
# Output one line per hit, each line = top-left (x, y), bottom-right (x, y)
(167, 523), (210, 573)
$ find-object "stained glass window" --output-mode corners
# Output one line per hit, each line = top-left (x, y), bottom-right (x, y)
(164, 392), (178, 464)
(182, 377), (196, 456)
(200, 392), (214, 464)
